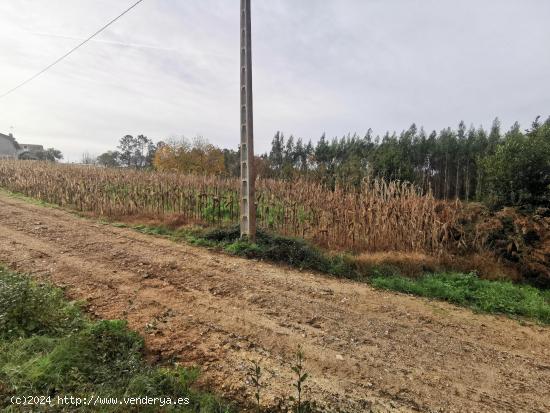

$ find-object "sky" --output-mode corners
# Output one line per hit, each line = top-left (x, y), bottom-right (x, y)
(0, 0), (549, 162)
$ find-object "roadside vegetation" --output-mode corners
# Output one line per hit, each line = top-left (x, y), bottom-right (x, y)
(371, 273), (550, 323)
(0, 266), (328, 412)
(0, 266), (234, 412)
(197, 227), (550, 324)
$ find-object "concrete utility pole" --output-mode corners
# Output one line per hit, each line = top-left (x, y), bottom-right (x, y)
(240, 0), (256, 240)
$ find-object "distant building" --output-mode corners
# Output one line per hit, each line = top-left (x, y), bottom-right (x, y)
(0, 133), (20, 159)
(0, 132), (44, 160)
(20, 143), (45, 153)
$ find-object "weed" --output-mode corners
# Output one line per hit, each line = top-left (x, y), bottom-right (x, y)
(246, 350), (324, 413)
(290, 347), (307, 413)
(246, 360), (262, 412)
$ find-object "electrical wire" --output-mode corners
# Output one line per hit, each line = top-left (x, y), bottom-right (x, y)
(0, 0), (145, 99)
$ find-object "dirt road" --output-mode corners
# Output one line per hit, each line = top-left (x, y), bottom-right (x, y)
(0, 192), (548, 412)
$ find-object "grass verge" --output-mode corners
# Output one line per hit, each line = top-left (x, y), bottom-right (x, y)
(371, 272), (550, 323)
(0, 266), (234, 412)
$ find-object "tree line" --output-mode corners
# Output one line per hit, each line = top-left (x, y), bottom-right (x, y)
(95, 115), (550, 208)
(251, 116), (550, 208)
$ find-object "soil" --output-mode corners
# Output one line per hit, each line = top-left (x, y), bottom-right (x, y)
(0, 192), (549, 413)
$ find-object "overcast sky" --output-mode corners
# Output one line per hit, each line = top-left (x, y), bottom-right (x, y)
(0, 0), (549, 162)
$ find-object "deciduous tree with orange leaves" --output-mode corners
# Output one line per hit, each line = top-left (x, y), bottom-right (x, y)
(153, 136), (225, 175)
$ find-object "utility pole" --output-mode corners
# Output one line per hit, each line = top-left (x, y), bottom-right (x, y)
(240, 0), (256, 241)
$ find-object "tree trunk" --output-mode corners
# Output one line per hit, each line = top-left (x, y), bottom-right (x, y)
(455, 158), (461, 200)
(444, 153), (449, 200)
(465, 163), (470, 202)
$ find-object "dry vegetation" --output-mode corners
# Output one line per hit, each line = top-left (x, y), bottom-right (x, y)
(0, 161), (465, 255)
(2, 160), (549, 286)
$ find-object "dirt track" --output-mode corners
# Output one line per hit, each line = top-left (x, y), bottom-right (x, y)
(0, 192), (549, 412)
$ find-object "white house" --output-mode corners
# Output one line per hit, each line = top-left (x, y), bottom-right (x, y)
(0, 133), (44, 159)
(0, 133), (20, 159)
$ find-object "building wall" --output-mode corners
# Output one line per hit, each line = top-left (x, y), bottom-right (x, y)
(0, 135), (18, 158)
(20, 144), (44, 152)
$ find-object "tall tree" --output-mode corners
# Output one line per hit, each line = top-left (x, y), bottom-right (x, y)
(117, 135), (155, 168)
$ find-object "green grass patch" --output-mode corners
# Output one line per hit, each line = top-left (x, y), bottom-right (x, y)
(371, 272), (550, 324)
(0, 267), (235, 412)
(0, 271), (84, 340)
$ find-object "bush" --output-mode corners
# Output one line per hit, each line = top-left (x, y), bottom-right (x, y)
(203, 226), (241, 243)
(0, 268), (83, 339)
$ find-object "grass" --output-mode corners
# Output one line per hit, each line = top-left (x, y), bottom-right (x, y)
(0, 271), (84, 339)
(0, 266), (234, 412)
(371, 272), (550, 323)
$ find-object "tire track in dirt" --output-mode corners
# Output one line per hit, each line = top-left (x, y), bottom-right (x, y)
(0, 193), (549, 412)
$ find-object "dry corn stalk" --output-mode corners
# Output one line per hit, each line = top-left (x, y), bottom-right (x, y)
(0, 160), (464, 254)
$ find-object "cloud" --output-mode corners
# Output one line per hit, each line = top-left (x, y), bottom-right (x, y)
(0, 0), (549, 162)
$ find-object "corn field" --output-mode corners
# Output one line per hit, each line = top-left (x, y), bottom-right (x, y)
(0, 160), (464, 254)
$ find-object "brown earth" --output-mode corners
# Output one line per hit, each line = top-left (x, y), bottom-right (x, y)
(0, 192), (549, 413)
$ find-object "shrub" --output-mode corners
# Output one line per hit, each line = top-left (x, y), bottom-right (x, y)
(0, 268), (83, 339)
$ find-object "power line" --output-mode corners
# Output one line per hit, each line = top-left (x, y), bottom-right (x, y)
(0, 0), (145, 100)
